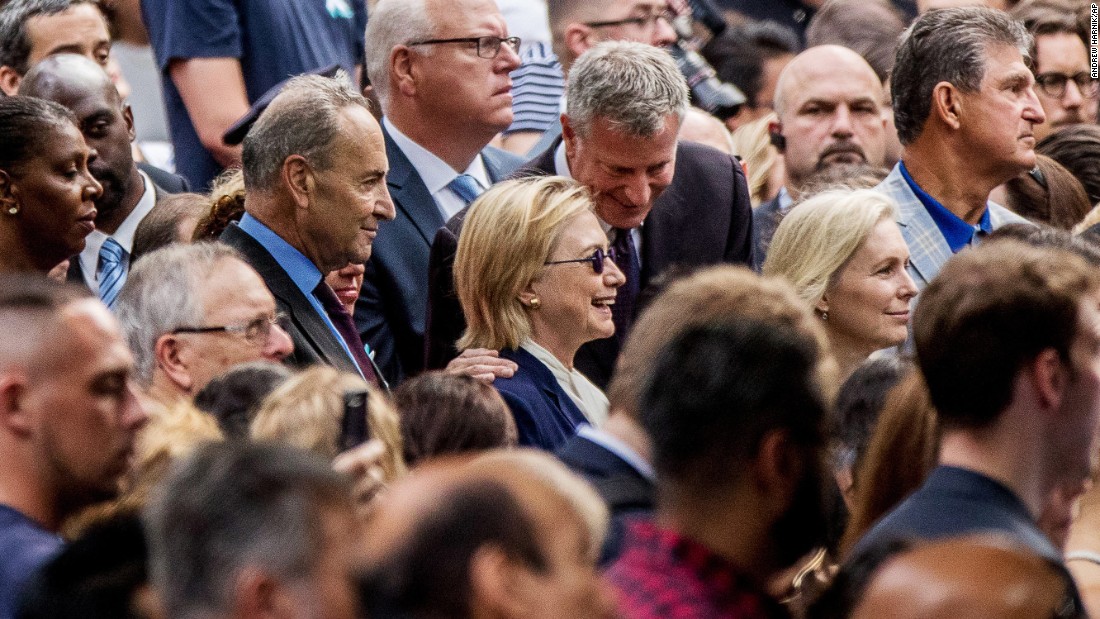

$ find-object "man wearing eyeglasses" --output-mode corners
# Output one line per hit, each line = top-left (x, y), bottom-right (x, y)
(358, 0), (526, 386)
(115, 243), (294, 405)
(1011, 3), (1098, 141)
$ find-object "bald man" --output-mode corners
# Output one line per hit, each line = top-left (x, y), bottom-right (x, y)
(753, 45), (888, 265)
(20, 54), (187, 303)
(850, 537), (1081, 618)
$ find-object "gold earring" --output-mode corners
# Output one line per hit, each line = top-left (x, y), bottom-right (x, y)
(529, 297), (540, 309)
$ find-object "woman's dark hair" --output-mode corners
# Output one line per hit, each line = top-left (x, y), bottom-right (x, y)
(1038, 124), (1100, 207)
(193, 361), (294, 440)
(0, 95), (78, 173)
(1003, 154), (1092, 230)
(395, 372), (516, 467)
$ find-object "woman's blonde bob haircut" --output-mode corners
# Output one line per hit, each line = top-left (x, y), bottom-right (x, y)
(455, 176), (596, 351)
(763, 188), (899, 308)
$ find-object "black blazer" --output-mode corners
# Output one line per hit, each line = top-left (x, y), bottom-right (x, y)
(137, 162), (189, 193)
(424, 138), (754, 387)
(752, 193), (783, 269)
(557, 433), (655, 564)
(353, 125), (523, 386)
(219, 223), (362, 375)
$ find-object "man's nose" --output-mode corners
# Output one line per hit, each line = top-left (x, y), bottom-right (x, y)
(266, 323), (295, 360)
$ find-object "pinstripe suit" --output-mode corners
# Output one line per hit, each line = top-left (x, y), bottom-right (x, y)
(875, 164), (1032, 290)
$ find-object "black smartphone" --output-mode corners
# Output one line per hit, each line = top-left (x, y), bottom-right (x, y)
(340, 388), (370, 452)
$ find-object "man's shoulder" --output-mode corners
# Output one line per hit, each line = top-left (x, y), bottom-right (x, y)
(0, 506), (63, 614)
(138, 162), (190, 194)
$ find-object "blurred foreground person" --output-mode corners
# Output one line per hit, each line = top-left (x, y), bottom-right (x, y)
(608, 320), (829, 618)
(852, 240), (1100, 571)
(0, 277), (145, 617)
(144, 442), (365, 619)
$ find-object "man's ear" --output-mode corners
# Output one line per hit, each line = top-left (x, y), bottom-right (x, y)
(563, 23), (594, 63)
(0, 169), (18, 213)
(0, 372), (34, 436)
(282, 155), (313, 210)
(469, 545), (536, 617)
(931, 81), (962, 131)
(154, 334), (194, 394)
(0, 65), (21, 96)
(561, 114), (579, 159)
(1029, 347), (1066, 413)
(391, 46), (418, 99)
(123, 103), (136, 143)
(814, 293), (829, 318)
(232, 566), (292, 618)
(752, 429), (803, 514)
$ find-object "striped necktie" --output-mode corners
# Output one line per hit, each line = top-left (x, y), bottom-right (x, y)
(448, 174), (483, 205)
(98, 238), (126, 309)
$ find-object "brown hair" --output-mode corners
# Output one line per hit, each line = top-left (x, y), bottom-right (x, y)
(191, 168), (246, 241)
(395, 372), (517, 467)
(1003, 154), (1092, 230)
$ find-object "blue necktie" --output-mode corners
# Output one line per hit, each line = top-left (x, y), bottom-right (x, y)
(448, 174), (483, 205)
(98, 238), (126, 309)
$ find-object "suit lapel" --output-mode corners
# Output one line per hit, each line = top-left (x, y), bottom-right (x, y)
(879, 166), (952, 288)
(383, 127), (445, 245)
(220, 225), (359, 374)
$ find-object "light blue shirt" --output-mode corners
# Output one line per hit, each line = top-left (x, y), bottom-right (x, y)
(237, 213), (366, 377)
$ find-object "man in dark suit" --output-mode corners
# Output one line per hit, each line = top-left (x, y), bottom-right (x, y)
(753, 45), (887, 266)
(358, 0), (525, 385)
(218, 75), (394, 385)
(19, 54), (188, 304)
(426, 41), (754, 388)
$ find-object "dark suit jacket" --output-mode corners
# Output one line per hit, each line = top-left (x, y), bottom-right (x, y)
(493, 347), (587, 451)
(219, 223), (361, 375)
(751, 193), (783, 269)
(557, 433), (655, 564)
(137, 161), (189, 193)
(424, 138), (754, 387)
(353, 125), (523, 386)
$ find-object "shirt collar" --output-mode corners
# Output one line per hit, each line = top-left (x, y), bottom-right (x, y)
(554, 139), (572, 178)
(899, 162), (991, 253)
(383, 117), (490, 195)
(238, 212), (323, 296)
(79, 170), (157, 283)
(576, 424), (655, 481)
(777, 186), (793, 212)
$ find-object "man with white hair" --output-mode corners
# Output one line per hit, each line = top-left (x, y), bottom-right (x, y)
(359, 0), (525, 385)
(426, 41), (754, 388)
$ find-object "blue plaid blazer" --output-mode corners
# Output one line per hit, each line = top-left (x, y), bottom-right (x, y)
(875, 164), (1032, 290)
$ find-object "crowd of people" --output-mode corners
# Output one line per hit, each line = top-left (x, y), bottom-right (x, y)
(2, 0), (1100, 616)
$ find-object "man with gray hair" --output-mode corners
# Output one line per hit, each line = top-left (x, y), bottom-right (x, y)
(356, 0), (524, 385)
(115, 243), (294, 406)
(876, 6), (1037, 290)
(218, 74), (394, 386)
(426, 41), (754, 388)
(144, 441), (364, 618)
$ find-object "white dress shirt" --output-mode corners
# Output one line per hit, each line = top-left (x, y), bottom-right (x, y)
(78, 170), (156, 293)
(384, 117), (491, 220)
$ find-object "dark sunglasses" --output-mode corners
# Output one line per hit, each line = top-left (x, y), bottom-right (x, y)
(544, 247), (619, 274)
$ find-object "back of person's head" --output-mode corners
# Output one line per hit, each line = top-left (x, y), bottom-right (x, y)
(0, 94), (78, 173)
(130, 192), (207, 262)
(143, 441), (352, 618)
(1004, 155), (1092, 229)
(363, 472), (547, 615)
(805, 0), (907, 82)
(988, 221), (1100, 265)
(641, 319), (826, 490)
(839, 370), (939, 556)
(16, 513), (148, 619)
(394, 372), (516, 467)
(566, 41), (689, 138)
(0, 0), (98, 74)
(892, 6), (1032, 145)
(1038, 123), (1100, 206)
(115, 242), (244, 386)
(193, 361), (294, 440)
(763, 188), (898, 308)
(729, 112), (780, 205)
(0, 274), (89, 366)
(831, 356), (911, 490)
(242, 74), (371, 193)
(702, 21), (800, 110)
(1011, 0), (1085, 42)
(914, 239), (1100, 430)
(250, 365), (407, 480)
(609, 265), (835, 419)
(798, 163), (891, 199)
